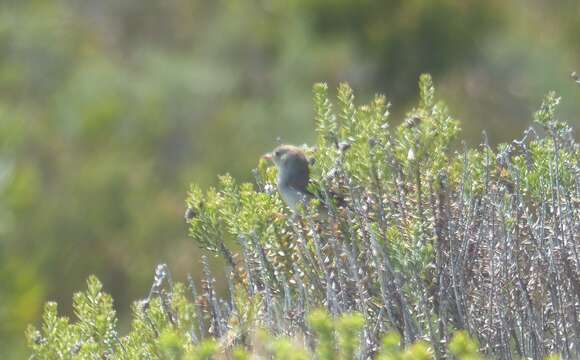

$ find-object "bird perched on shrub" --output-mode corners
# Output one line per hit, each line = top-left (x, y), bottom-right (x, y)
(262, 145), (315, 212)
(263, 144), (345, 215)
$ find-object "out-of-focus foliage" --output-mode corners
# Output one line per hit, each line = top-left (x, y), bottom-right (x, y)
(2, 0), (580, 356)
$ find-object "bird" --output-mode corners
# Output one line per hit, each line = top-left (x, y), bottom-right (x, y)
(262, 144), (346, 215)
(262, 144), (317, 213)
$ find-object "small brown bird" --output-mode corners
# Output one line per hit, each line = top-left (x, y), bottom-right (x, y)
(263, 144), (347, 217)
(262, 145), (317, 212)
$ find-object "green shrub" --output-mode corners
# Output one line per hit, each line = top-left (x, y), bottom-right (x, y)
(28, 77), (579, 359)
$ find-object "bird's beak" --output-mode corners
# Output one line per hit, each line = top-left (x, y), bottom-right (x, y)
(262, 152), (273, 161)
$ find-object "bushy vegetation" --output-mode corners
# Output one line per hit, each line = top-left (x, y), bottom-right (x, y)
(27, 274), (482, 360)
(5, 0), (580, 356)
(28, 77), (578, 359)
(0, 2), (502, 353)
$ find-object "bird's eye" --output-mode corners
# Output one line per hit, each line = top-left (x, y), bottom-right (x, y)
(274, 150), (282, 157)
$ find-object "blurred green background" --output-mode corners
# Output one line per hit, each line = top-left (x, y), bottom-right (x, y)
(1, 0), (578, 356)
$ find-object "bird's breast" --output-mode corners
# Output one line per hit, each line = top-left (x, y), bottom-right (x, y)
(278, 184), (313, 212)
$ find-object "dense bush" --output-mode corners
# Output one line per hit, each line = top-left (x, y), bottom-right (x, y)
(27, 273), (483, 359)
(28, 77), (578, 359)
(5, 0), (580, 357)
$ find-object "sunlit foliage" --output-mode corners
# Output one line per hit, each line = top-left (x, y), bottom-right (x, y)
(28, 78), (579, 359)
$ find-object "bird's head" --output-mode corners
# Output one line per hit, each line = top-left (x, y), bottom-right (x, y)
(262, 144), (310, 189)
(263, 145), (305, 167)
